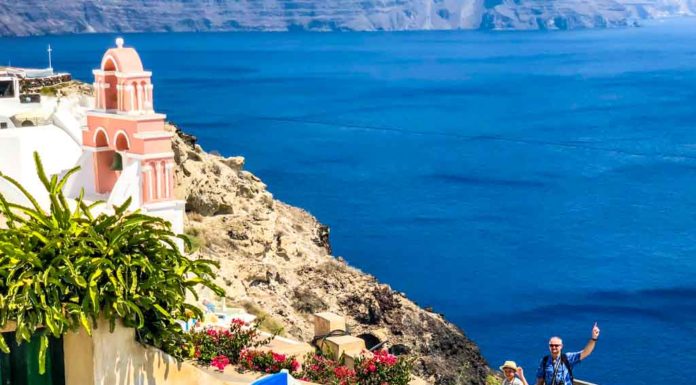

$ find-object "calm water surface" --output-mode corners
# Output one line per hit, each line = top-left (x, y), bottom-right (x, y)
(2, 19), (696, 384)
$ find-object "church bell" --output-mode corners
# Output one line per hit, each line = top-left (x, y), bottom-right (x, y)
(110, 152), (123, 171)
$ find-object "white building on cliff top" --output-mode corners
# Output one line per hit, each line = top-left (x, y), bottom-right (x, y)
(0, 38), (184, 234)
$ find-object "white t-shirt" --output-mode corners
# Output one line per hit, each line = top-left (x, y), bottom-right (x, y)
(503, 378), (523, 385)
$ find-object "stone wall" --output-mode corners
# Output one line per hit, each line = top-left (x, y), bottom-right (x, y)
(20, 74), (72, 93)
(63, 319), (234, 385)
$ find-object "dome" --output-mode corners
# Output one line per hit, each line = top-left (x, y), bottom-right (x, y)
(100, 39), (145, 73)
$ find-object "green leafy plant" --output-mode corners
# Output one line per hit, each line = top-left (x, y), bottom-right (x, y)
(0, 152), (224, 373)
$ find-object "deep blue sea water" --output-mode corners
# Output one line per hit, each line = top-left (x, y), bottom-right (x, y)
(2, 18), (696, 385)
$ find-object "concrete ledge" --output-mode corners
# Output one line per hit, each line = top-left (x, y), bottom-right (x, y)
(313, 312), (346, 337)
(317, 335), (365, 361)
(63, 319), (239, 385)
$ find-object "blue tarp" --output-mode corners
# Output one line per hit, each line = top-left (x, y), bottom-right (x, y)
(251, 369), (300, 385)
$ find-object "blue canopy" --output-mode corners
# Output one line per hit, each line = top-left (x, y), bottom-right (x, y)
(251, 369), (300, 385)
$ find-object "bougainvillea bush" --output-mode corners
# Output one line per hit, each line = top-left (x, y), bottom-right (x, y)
(239, 349), (300, 373)
(300, 350), (413, 385)
(299, 353), (356, 385)
(191, 318), (273, 367)
(354, 349), (413, 385)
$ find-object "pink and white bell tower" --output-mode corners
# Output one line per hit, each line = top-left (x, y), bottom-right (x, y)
(82, 38), (184, 233)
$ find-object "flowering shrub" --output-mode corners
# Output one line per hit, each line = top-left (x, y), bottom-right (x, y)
(354, 349), (413, 385)
(300, 350), (413, 385)
(300, 353), (356, 385)
(191, 318), (273, 366)
(239, 349), (300, 373)
(211, 355), (230, 371)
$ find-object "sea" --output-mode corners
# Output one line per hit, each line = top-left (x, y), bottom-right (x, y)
(2, 18), (695, 385)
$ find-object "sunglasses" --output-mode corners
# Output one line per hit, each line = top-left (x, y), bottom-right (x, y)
(549, 344), (561, 347)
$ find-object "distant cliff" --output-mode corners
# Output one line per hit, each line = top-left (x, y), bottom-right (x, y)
(0, 0), (694, 36)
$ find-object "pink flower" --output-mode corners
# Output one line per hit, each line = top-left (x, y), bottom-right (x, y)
(373, 349), (397, 366)
(231, 318), (247, 327)
(272, 352), (287, 362)
(333, 366), (355, 379)
(211, 355), (229, 371)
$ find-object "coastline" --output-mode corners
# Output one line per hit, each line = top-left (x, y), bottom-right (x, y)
(169, 124), (493, 385)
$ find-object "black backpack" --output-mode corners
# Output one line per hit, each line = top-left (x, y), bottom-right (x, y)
(542, 354), (574, 385)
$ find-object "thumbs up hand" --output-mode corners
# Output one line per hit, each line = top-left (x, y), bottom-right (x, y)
(592, 322), (600, 339)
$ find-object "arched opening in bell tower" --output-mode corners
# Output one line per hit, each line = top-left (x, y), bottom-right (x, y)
(93, 129), (119, 194)
(102, 58), (119, 110)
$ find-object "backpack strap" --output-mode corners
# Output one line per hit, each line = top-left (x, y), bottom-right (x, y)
(542, 355), (574, 385)
(541, 356), (549, 384)
(561, 354), (574, 383)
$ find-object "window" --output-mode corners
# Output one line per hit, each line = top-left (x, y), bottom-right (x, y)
(0, 80), (14, 98)
(0, 122), (7, 129)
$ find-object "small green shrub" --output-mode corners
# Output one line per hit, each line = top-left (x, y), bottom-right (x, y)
(486, 374), (503, 385)
(39, 86), (58, 96)
(241, 301), (285, 335)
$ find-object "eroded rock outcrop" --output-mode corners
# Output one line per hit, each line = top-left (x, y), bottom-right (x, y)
(170, 126), (490, 385)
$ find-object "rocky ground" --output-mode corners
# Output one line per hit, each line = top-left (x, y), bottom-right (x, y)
(169, 125), (491, 385)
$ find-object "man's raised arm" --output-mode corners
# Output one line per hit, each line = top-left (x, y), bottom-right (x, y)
(580, 322), (600, 360)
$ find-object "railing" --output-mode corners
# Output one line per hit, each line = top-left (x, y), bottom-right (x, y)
(574, 380), (598, 385)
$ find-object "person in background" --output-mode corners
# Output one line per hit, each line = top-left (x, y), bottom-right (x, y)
(535, 323), (601, 385)
(500, 361), (529, 385)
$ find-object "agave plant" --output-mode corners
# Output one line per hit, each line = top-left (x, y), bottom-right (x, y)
(0, 152), (224, 373)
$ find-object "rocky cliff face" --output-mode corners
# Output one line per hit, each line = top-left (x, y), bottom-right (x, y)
(170, 126), (490, 385)
(481, 0), (696, 29)
(0, 0), (694, 36)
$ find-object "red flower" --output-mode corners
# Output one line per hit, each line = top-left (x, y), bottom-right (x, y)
(272, 352), (287, 362)
(373, 349), (397, 366)
(333, 366), (355, 379)
(231, 318), (247, 327)
(211, 355), (230, 371)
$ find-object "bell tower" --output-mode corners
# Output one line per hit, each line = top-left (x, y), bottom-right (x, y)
(82, 38), (177, 211)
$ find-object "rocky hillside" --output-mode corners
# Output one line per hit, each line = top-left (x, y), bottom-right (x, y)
(170, 126), (490, 385)
(0, 0), (694, 36)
